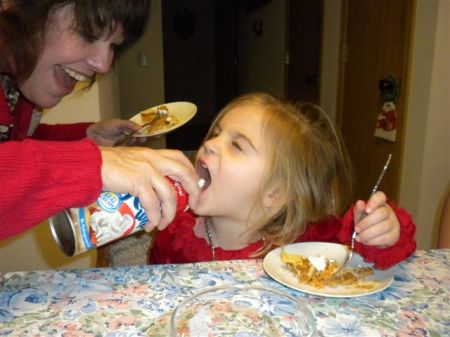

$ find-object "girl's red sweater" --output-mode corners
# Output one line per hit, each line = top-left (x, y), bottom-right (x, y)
(151, 205), (416, 270)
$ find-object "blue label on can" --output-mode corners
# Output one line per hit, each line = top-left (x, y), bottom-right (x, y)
(97, 192), (122, 212)
(75, 192), (149, 253)
(79, 207), (94, 250)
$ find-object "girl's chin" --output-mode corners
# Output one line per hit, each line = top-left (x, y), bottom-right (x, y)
(189, 203), (214, 217)
(189, 204), (208, 216)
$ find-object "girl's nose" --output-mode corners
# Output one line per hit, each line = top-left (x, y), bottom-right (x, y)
(202, 138), (217, 155)
(86, 44), (114, 74)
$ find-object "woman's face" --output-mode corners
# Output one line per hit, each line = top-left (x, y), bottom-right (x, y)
(18, 5), (124, 108)
(194, 104), (269, 222)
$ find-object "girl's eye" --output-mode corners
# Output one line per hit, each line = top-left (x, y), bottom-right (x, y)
(231, 141), (243, 151)
(208, 129), (220, 139)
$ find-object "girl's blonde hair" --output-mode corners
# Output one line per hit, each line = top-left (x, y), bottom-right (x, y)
(204, 93), (353, 256)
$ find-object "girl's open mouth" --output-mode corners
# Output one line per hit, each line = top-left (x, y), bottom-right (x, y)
(196, 160), (211, 190)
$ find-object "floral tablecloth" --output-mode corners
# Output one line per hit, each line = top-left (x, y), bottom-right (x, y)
(0, 249), (449, 337)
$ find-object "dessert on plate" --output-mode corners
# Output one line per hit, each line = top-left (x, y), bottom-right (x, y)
(280, 249), (377, 289)
(140, 105), (178, 131)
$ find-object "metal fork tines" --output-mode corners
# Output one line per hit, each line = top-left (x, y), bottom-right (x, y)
(113, 111), (164, 147)
(333, 153), (392, 276)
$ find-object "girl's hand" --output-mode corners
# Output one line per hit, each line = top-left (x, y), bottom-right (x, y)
(353, 191), (400, 247)
(87, 119), (146, 146)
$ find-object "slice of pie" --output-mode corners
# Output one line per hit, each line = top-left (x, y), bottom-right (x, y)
(140, 105), (178, 131)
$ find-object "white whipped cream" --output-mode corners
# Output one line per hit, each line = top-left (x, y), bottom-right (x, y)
(157, 107), (169, 116)
(308, 255), (327, 272)
(165, 116), (174, 124)
(198, 178), (206, 189)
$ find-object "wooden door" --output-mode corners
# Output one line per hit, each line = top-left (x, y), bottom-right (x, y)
(336, 0), (415, 202)
(286, 0), (323, 103)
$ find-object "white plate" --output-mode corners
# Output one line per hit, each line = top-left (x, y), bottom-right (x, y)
(129, 102), (197, 137)
(263, 242), (395, 298)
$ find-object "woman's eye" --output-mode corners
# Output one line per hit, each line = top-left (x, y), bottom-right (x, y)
(111, 41), (123, 51)
(81, 32), (98, 43)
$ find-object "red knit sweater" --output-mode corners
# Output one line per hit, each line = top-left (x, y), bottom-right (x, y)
(151, 204), (416, 269)
(0, 86), (103, 240)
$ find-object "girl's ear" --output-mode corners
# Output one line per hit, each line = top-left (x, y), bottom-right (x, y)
(262, 185), (285, 209)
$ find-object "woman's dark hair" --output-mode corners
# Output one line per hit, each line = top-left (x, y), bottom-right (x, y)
(0, 0), (150, 81)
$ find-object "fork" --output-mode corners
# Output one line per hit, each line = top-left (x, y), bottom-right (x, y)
(333, 153), (392, 275)
(113, 110), (164, 147)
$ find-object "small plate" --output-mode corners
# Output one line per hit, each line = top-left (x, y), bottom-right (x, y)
(263, 242), (395, 298)
(129, 102), (197, 137)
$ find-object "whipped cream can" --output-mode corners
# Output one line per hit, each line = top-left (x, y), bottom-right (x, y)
(49, 178), (189, 256)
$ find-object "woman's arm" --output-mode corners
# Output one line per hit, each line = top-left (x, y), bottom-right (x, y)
(32, 122), (92, 141)
(0, 138), (102, 239)
(33, 119), (143, 146)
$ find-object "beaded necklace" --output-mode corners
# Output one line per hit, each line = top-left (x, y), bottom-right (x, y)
(204, 219), (216, 261)
(0, 75), (19, 142)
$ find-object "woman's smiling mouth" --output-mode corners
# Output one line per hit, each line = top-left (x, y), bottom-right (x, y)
(62, 66), (89, 81)
(55, 65), (89, 91)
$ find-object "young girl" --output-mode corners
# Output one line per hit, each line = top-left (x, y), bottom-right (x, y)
(150, 93), (416, 269)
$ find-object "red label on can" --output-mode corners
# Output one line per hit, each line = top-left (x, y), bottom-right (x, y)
(167, 177), (189, 213)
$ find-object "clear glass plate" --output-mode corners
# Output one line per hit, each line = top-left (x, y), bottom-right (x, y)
(169, 284), (316, 337)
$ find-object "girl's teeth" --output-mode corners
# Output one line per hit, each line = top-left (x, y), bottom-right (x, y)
(62, 67), (88, 81)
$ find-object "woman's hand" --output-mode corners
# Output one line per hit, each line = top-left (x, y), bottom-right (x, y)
(353, 191), (400, 248)
(87, 119), (145, 146)
(100, 147), (200, 232)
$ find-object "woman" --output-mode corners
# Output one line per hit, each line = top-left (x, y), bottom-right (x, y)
(0, 0), (200, 240)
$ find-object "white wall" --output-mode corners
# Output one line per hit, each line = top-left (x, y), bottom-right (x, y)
(320, 0), (341, 121)
(117, 0), (165, 149)
(118, 0), (165, 119)
(400, 0), (450, 249)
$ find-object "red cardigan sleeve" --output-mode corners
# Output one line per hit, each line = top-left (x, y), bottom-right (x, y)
(0, 138), (103, 240)
(32, 123), (93, 141)
(337, 203), (416, 269)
